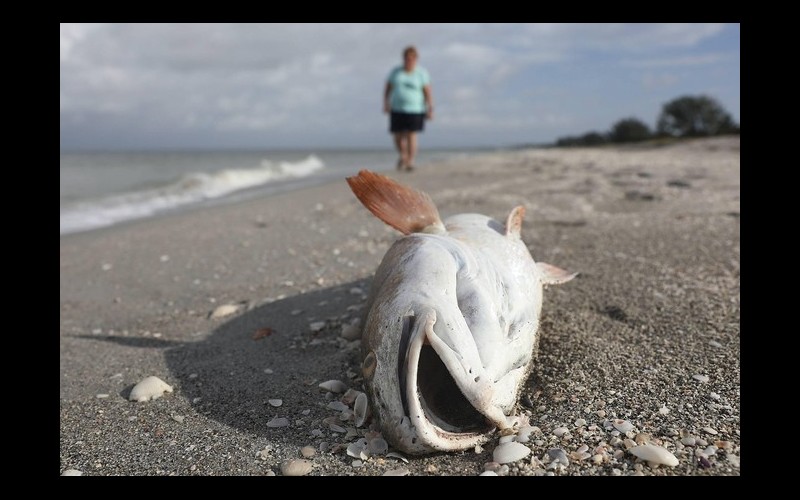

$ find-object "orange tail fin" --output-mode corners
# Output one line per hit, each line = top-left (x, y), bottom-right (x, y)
(346, 170), (444, 235)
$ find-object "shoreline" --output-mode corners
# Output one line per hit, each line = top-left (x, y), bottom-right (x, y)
(60, 137), (740, 476)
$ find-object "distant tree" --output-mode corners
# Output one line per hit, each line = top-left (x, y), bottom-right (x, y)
(580, 131), (608, 145)
(609, 117), (652, 143)
(657, 95), (738, 137)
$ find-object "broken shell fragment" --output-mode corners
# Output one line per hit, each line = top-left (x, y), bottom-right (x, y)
(281, 459), (313, 476)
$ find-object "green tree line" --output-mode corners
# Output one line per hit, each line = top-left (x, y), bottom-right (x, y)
(554, 95), (739, 147)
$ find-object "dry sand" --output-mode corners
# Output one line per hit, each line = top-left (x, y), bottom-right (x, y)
(59, 136), (740, 476)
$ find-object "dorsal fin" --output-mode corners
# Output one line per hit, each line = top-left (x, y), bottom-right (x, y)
(346, 170), (444, 235)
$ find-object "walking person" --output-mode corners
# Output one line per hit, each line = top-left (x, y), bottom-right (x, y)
(384, 46), (434, 172)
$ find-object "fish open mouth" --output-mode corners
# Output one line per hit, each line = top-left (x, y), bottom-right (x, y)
(400, 314), (495, 443)
(416, 345), (493, 433)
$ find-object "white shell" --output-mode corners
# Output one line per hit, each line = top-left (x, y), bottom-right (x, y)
(318, 380), (348, 393)
(354, 392), (370, 427)
(61, 469), (83, 476)
(281, 459), (313, 476)
(347, 438), (368, 458)
(629, 444), (679, 467)
(613, 419), (634, 433)
(129, 376), (173, 402)
(268, 399), (283, 407)
(386, 452), (409, 463)
(493, 441), (531, 464)
(209, 304), (239, 319)
(383, 468), (410, 476)
(479, 471), (498, 476)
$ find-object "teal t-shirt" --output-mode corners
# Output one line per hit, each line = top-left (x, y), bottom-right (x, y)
(387, 65), (430, 114)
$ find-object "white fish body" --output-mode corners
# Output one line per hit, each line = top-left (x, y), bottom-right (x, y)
(347, 170), (575, 454)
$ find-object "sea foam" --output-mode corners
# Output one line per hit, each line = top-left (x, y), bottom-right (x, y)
(60, 154), (324, 235)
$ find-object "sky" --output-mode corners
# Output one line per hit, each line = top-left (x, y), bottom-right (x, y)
(60, 23), (740, 151)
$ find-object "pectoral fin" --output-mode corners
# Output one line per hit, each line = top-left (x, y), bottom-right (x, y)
(537, 262), (578, 285)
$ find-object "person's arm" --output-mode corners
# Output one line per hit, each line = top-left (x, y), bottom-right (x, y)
(423, 84), (433, 120)
(384, 82), (392, 114)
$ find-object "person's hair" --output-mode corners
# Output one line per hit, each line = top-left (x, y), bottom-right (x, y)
(403, 46), (418, 59)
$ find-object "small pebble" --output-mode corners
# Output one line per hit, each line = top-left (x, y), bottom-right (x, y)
(703, 445), (717, 456)
(681, 437), (696, 446)
(96, 394), (109, 399)
(352, 460), (363, 468)
(171, 415), (185, 423)
(368, 437), (389, 455)
(341, 324), (361, 340)
(329, 424), (346, 433)
(693, 374), (710, 383)
(61, 469), (83, 476)
(703, 427), (718, 435)
(726, 453), (740, 468)
(101, 263), (112, 271)
(479, 471), (498, 476)
(309, 321), (326, 333)
(658, 406), (670, 416)
(708, 340), (723, 348)
(553, 426), (569, 437)
(574, 418), (586, 427)
(268, 399), (283, 407)
(264, 470), (276, 476)
(281, 459), (313, 476)
(300, 446), (316, 458)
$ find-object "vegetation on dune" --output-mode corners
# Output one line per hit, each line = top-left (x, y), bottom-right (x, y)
(552, 95), (739, 148)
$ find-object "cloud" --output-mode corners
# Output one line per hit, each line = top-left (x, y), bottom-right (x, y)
(60, 23), (737, 149)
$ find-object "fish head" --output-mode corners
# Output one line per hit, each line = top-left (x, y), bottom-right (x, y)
(360, 206), (576, 454)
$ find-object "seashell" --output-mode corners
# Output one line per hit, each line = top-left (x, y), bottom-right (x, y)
(329, 423), (346, 433)
(309, 321), (326, 333)
(514, 425), (538, 443)
(493, 442), (531, 464)
(612, 419), (634, 433)
(368, 437), (389, 455)
(479, 471), (498, 476)
(319, 380), (348, 393)
(383, 468), (410, 476)
(341, 389), (362, 406)
(268, 399), (282, 407)
(341, 323), (361, 340)
(354, 392), (370, 427)
(347, 438), (368, 459)
(209, 304), (239, 319)
(547, 448), (569, 466)
(281, 459), (313, 476)
(327, 401), (348, 412)
(129, 376), (173, 402)
(267, 417), (290, 428)
(386, 452), (409, 463)
(693, 374), (710, 383)
(629, 444), (679, 467)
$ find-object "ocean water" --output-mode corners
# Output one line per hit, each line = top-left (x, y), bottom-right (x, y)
(60, 148), (478, 235)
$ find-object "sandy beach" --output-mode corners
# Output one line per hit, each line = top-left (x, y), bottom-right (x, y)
(59, 136), (740, 476)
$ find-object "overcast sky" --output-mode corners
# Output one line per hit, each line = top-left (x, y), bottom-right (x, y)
(60, 23), (740, 151)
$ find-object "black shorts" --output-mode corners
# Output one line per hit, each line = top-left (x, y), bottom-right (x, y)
(390, 111), (425, 133)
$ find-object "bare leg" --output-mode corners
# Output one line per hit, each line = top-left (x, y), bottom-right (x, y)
(405, 132), (418, 170)
(393, 133), (409, 169)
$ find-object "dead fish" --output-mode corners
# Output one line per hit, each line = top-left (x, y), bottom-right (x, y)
(346, 170), (576, 455)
